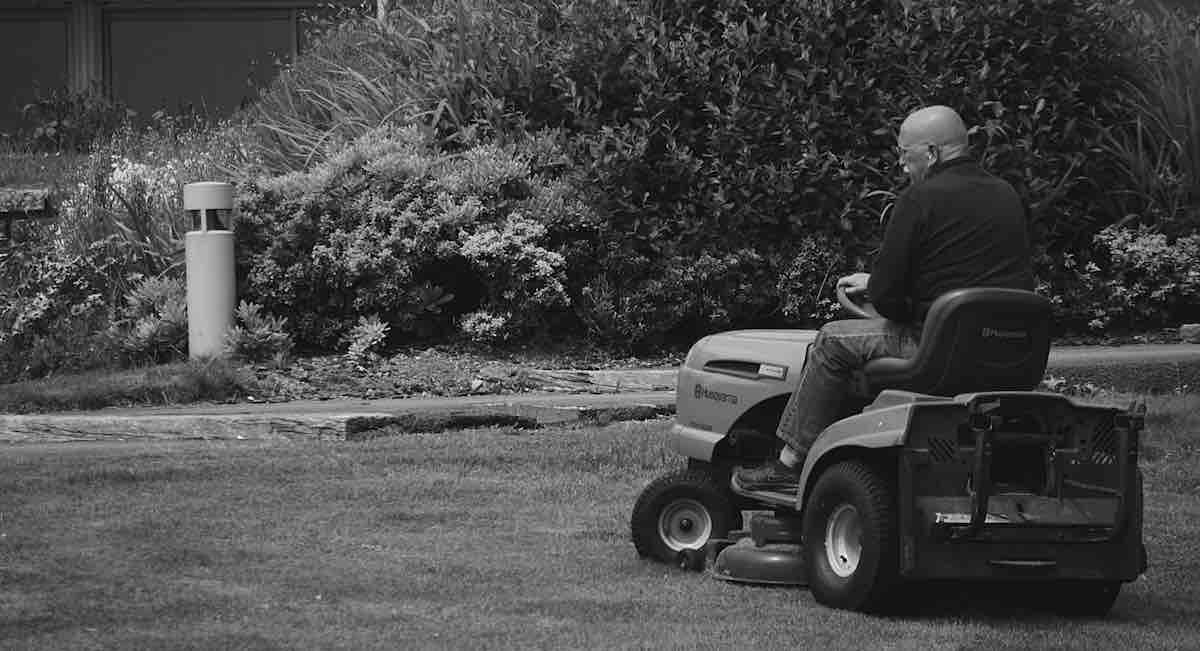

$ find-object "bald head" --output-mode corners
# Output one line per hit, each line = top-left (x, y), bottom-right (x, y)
(899, 105), (968, 155)
(896, 105), (969, 182)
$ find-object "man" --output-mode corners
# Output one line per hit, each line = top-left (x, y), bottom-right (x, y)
(733, 105), (1035, 493)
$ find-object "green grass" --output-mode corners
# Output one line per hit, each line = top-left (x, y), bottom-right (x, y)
(2, 399), (1198, 650)
(0, 358), (256, 413)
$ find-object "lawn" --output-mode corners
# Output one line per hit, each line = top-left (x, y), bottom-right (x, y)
(1, 394), (1198, 650)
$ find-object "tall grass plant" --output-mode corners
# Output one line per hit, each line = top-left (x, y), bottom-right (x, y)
(1101, 1), (1200, 233)
(245, 0), (548, 173)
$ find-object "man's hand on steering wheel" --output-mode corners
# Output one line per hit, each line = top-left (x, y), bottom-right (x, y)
(837, 272), (871, 297)
(835, 272), (881, 319)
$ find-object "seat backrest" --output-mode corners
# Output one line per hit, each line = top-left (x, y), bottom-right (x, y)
(863, 288), (1051, 395)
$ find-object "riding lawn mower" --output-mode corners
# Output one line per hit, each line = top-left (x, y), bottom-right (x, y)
(630, 287), (1147, 615)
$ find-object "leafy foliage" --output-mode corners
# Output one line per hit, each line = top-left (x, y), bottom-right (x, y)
(0, 114), (243, 381)
(344, 314), (390, 363)
(234, 126), (584, 350)
(244, 0), (549, 172)
(17, 87), (137, 153)
(107, 275), (189, 365)
(1103, 2), (1200, 235)
(0, 236), (117, 381)
(1054, 227), (1200, 332)
(483, 0), (1150, 344)
(225, 301), (294, 363)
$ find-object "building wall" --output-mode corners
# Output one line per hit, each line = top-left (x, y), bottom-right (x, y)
(0, 0), (348, 134)
(105, 8), (296, 118)
(0, 9), (70, 132)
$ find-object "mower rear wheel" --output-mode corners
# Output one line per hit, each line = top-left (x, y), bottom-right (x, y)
(803, 460), (899, 612)
(631, 469), (741, 564)
(1038, 581), (1122, 617)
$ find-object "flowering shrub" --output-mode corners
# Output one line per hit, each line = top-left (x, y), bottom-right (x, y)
(236, 126), (586, 349)
(458, 212), (569, 341)
(0, 238), (113, 380)
(777, 234), (849, 325)
(1062, 226), (1200, 331)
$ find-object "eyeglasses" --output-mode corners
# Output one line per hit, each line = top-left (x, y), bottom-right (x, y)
(895, 143), (939, 158)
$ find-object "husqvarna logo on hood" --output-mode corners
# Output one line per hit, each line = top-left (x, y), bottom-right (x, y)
(695, 384), (738, 404)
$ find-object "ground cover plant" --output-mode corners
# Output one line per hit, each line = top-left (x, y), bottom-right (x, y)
(1, 392), (1197, 649)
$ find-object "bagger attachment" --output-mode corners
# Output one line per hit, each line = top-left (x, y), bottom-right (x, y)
(899, 392), (1147, 582)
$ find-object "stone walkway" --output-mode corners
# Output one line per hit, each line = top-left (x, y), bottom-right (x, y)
(2, 344), (1198, 445)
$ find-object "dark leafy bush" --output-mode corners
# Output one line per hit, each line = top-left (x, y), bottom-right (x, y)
(498, 0), (1157, 345)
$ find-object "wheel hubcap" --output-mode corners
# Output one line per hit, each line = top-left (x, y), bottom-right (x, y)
(658, 498), (713, 551)
(825, 504), (863, 578)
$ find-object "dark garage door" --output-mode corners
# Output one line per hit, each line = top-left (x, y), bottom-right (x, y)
(106, 8), (295, 120)
(0, 10), (69, 134)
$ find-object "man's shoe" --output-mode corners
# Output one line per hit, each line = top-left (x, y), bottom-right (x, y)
(733, 460), (800, 493)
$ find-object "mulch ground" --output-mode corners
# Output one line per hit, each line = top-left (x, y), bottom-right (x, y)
(241, 329), (1188, 403)
(240, 344), (686, 403)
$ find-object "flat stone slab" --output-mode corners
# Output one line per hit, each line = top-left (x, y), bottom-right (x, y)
(0, 393), (676, 444)
(0, 188), (49, 216)
(525, 368), (678, 393)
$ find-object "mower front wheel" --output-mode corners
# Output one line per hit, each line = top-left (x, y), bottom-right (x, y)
(803, 460), (899, 612)
(631, 469), (741, 565)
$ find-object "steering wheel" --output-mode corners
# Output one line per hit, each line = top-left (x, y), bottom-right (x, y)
(836, 285), (881, 319)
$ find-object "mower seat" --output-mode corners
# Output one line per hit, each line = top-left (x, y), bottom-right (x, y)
(861, 288), (1051, 396)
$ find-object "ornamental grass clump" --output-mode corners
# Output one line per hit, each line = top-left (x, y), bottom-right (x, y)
(245, 0), (548, 173)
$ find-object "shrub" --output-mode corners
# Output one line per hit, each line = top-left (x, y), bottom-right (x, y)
(107, 275), (189, 364)
(18, 86), (137, 153)
(344, 314), (390, 363)
(235, 125), (584, 349)
(225, 301), (294, 363)
(506, 0), (1152, 345)
(0, 233), (120, 381)
(1057, 226), (1200, 332)
(777, 234), (848, 325)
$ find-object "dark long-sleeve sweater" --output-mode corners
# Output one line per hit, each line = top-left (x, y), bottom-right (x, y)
(868, 157), (1035, 323)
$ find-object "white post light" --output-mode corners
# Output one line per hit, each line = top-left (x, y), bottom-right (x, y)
(183, 182), (236, 359)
